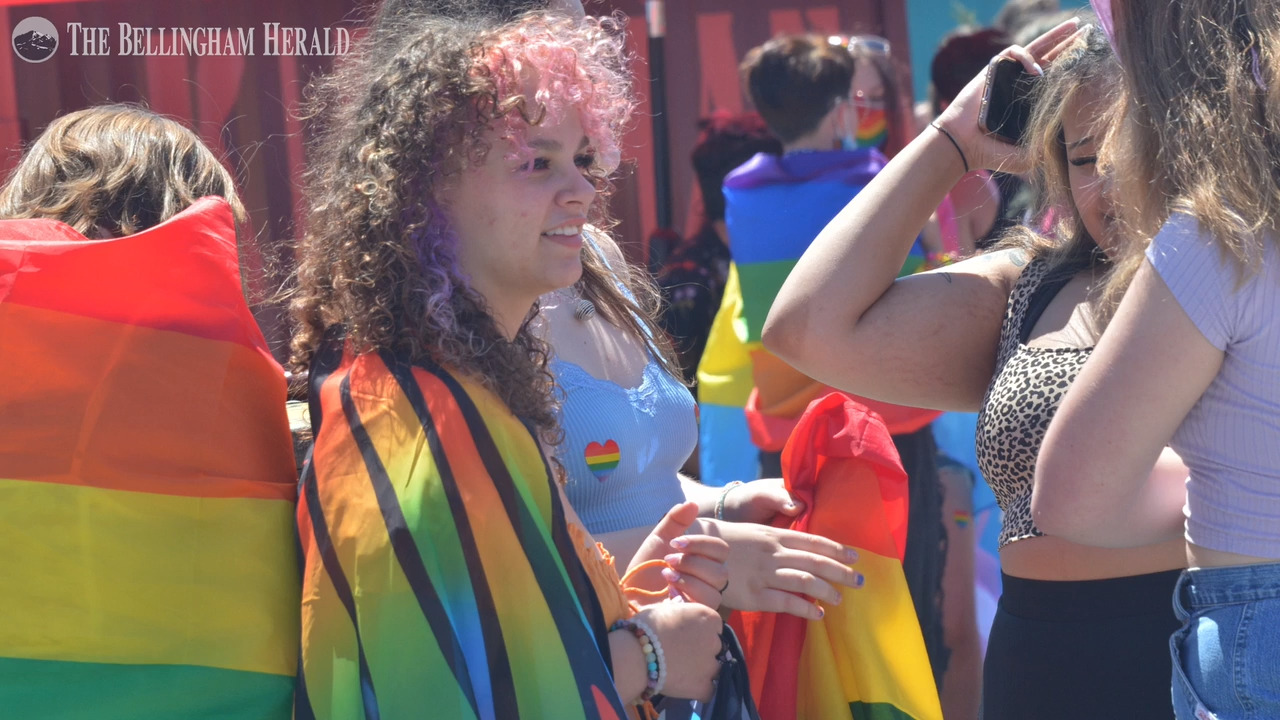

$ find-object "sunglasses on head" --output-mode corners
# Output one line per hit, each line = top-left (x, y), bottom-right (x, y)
(828, 34), (891, 56)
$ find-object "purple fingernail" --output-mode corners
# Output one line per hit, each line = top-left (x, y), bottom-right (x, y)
(854, 574), (865, 588)
(661, 567), (682, 584)
(816, 605), (825, 620)
(845, 548), (859, 563)
(670, 536), (690, 550)
(663, 553), (683, 567)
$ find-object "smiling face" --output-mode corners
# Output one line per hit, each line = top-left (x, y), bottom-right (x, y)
(1060, 83), (1116, 254)
(441, 106), (596, 337)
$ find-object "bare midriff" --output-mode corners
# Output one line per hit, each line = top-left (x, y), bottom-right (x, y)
(1000, 534), (1187, 581)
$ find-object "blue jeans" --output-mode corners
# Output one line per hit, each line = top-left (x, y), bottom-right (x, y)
(1171, 563), (1280, 720)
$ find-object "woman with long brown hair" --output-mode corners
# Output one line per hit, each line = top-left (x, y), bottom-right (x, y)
(763, 19), (1193, 718)
(1035, 2), (1280, 717)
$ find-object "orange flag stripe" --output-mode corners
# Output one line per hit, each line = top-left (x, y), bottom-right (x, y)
(0, 302), (295, 501)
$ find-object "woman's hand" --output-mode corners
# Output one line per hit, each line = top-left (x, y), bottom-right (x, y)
(628, 501), (730, 608)
(685, 518), (863, 620)
(934, 17), (1086, 175)
(719, 477), (805, 524)
(631, 601), (724, 702)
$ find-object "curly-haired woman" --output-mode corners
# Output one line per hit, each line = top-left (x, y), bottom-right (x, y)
(291, 11), (729, 718)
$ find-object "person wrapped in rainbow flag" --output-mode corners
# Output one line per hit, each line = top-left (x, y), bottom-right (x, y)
(696, 33), (951, 685)
(0, 105), (299, 718)
(290, 11), (734, 718)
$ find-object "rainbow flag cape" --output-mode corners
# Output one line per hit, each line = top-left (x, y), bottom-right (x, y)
(296, 343), (630, 720)
(0, 197), (300, 718)
(697, 150), (937, 481)
(731, 392), (942, 720)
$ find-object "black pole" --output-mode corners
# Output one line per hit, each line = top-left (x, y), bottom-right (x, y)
(647, 0), (672, 231)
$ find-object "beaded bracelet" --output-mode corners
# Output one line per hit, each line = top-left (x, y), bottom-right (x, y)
(611, 617), (667, 701)
(714, 480), (745, 521)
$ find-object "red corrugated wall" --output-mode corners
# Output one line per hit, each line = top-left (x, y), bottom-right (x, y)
(1, 0), (911, 356)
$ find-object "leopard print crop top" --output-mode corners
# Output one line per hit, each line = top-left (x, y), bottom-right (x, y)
(975, 257), (1093, 549)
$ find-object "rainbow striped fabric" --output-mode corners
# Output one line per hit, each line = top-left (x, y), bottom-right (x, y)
(731, 393), (942, 720)
(697, 150), (935, 481)
(296, 343), (629, 720)
(854, 109), (889, 153)
(0, 198), (300, 718)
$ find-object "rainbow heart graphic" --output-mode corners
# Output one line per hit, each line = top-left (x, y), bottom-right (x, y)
(584, 439), (620, 481)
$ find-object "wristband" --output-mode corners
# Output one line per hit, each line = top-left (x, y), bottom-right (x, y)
(930, 121), (970, 174)
(714, 480), (745, 521)
(611, 617), (667, 701)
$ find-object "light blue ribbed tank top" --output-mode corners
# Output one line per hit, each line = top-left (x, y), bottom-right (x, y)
(552, 231), (696, 534)
(553, 356), (697, 535)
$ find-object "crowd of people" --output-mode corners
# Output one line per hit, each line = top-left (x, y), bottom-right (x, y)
(0, 0), (1276, 718)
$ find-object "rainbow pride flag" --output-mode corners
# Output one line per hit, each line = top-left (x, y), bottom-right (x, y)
(0, 197), (300, 718)
(697, 150), (936, 481)
(296, 344), (629, 720)
(731, 393), (942, 720)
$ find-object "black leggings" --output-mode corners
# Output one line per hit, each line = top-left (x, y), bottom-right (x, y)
(981, 570), (1182, 720)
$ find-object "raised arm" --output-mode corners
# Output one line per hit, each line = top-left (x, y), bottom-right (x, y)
(763, 20), (1083, 412)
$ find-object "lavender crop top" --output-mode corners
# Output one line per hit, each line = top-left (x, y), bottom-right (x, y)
(1146, 213), (1280, 559)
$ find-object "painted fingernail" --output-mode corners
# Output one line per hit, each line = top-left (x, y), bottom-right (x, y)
(854, 573), (866, 588)
(661, 567), (683, 585)
(1032, 62), (1045, 76)
(670, 536), (690, 550)
(833, 592), (843, 606)
(845, 548), (859, 563)
(663, 553), (683, 567)
(816, 605), (825, 620)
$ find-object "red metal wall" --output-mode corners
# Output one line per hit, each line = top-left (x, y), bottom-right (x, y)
(1, 0), (911, 355)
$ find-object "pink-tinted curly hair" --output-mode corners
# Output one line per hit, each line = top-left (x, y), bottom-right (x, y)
(292, 11), (633, 443)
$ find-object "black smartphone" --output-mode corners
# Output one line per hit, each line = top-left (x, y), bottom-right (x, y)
(979, 58), (1039, 144)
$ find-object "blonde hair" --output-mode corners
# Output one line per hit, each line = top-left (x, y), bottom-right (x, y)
(1105, 0), (1280, 282)
(0, 104), (245, 237)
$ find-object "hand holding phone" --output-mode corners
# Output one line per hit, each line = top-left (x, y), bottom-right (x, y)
(979, 58), (1039, 144)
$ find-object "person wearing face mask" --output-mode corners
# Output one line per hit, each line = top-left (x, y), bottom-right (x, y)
(695, 32), (951, 683)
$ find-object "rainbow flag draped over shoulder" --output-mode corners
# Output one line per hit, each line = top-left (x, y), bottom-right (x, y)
(296, 342), (629, 720)
(697, 150), (937, 482)
(0, 197), (300, 718)
(731, 392), (942, 720)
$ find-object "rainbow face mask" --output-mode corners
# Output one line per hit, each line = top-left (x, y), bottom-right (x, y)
(842, 101), (888, 152)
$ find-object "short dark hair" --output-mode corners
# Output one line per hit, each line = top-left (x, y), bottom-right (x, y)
(691, 112), (781, 223)
(741, 35), (855, 144)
